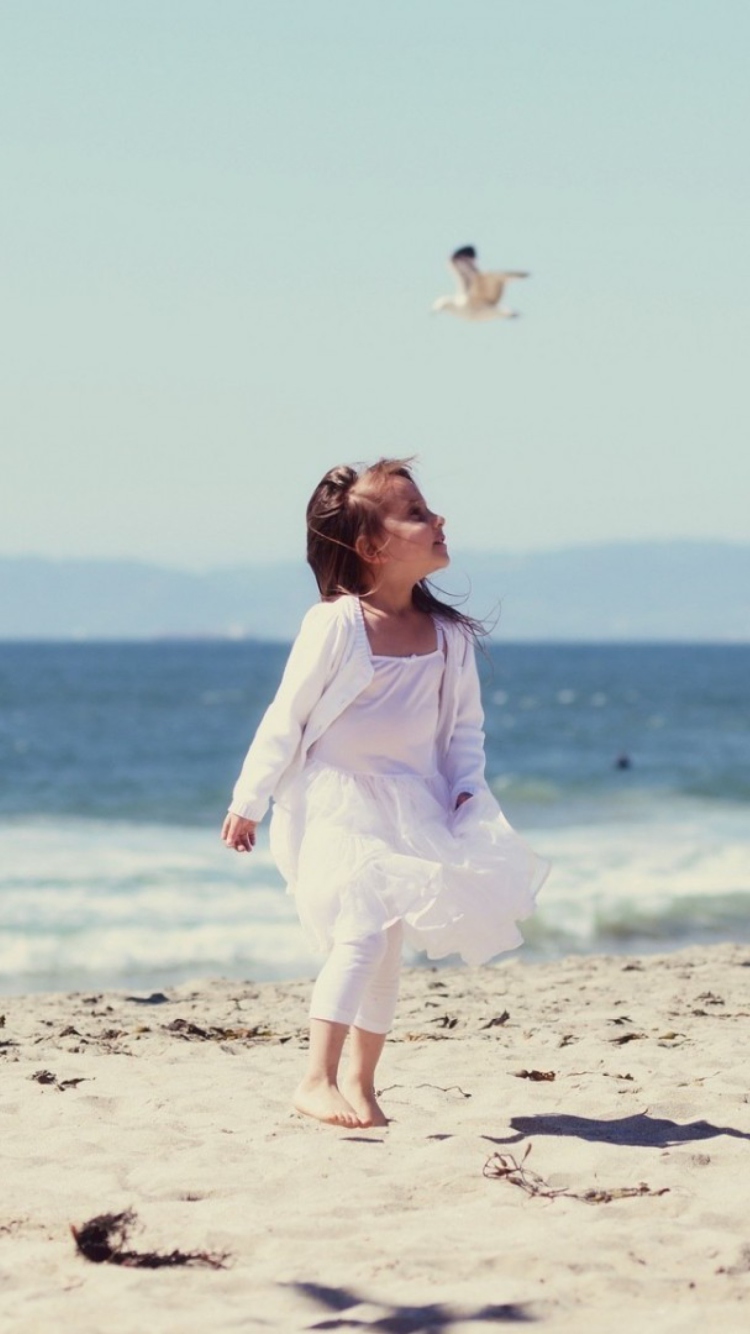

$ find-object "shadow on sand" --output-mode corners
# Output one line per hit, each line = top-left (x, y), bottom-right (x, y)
(484, 1111), (750, 1149)
(287, 1282), (539, 1330)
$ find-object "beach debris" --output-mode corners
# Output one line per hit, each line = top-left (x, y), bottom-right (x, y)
(125, 992), (171, 1005)
(379, 1082), (471, 1100)
(165, 1018), (213, 1039)
(483, 1145), (669, 1204)
(513, 1069), (556, 1081)
(691, 1007), (748, 1018)
(696, 991), (725, 1005)
(693, 1005), (736, 1018)
(164, 1017), (273, 1042)
(71, 1209), (229, 1269)
(609, 1015), (634, 1025)
(609, 1032), (647, 1045)
(417, 1083), (472, 1099)
(716, 1243), (750, 1276)
(29, 1069), (88, 1092)
(432, 246), (530, 320)
(480, 1010), (510, 1029)
(429, 1014), (458, 1030)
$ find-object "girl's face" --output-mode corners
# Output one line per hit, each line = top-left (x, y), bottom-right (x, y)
(375, 476), (449, 579)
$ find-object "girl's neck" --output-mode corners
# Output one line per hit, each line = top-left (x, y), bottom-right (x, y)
(360, 549), (428, 612)
(360, 580), (416, 617)
(357, 568), (416, 618)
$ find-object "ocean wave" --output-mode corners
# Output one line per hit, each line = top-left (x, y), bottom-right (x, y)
(1, 804), (749, 992)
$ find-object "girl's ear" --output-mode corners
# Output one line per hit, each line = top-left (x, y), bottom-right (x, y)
(355, 533), (385, 565)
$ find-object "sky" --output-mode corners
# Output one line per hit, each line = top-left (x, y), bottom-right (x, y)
(2, 0), (749, 569)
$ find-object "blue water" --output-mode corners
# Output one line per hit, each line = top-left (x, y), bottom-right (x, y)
(1, 641), (749, 992)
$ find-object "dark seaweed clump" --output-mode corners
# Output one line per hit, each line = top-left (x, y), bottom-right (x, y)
(71, 1209), (229, 1269)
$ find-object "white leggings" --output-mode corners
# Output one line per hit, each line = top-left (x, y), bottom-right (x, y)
(309, 921), (403, 1035)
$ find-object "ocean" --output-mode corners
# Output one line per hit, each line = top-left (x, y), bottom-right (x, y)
(1, 640), (748, 995)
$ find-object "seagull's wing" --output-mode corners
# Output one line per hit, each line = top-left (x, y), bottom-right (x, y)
(469, 271), (507, 306)
(449, 246), (480, 294)
(470, 270), (530, 307)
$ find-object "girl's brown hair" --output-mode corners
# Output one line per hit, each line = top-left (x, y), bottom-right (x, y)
(306, 457), (486, 639)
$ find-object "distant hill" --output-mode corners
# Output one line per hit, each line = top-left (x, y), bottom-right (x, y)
(1, 543), (748, 641)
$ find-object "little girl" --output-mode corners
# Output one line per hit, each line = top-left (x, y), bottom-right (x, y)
(222, 458), (548, 1128)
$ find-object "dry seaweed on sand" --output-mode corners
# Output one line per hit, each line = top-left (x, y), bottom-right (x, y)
(71, 1210), (230, 1269)
(164, 1017), (273, 1042)
(480, 1010), (510, 1029)
(483, 1144), (670, 1204)
(29, 1069), (87, 1092)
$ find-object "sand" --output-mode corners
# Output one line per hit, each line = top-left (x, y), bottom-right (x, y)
(1, 943), (749, 1333)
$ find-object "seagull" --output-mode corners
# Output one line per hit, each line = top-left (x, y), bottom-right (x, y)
(432, 245), (530, 320)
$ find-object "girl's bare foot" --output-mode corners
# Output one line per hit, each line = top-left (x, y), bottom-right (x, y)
(293, 1077), (363, 1128)
(341, 1077), (389, 1128)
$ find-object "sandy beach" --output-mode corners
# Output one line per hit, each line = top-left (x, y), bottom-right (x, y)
(2, 942), (749, 1332)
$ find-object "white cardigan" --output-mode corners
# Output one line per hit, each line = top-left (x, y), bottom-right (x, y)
(229, 594), (488, 822)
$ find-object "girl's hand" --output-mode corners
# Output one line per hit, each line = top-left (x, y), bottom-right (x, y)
(455, 792), (472, 809)
(221, 813), (257, 852)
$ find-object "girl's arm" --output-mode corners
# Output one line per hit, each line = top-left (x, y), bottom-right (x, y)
(228, 603), (343, 825)
(443, 638), (488, 806)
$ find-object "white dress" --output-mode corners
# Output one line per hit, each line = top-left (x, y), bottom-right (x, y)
(269, 627), (548, 967)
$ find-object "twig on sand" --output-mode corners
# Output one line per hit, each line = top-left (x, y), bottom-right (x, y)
(483, 1144), (669, 1204)
(378, 1083), (472, 1099)
(71, 1210), (230, 1269)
